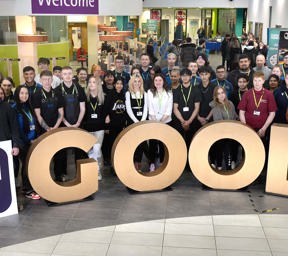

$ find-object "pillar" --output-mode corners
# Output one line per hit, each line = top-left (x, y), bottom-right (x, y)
(87, 16), (99, 72)
(16, 16), (38, 84)
(235, 9), (244, 38)
(211, 9), (218, 37)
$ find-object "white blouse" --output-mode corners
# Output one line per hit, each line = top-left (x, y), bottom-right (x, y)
(125, 91), (148, 123)
(147, 89), (173, 123)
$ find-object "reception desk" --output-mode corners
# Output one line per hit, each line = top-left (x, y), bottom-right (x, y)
(206, 41), (221, 52)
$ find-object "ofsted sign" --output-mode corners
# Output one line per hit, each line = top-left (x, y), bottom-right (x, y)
(32, 0), (99, 15)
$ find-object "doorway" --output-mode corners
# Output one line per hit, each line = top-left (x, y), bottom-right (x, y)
(68, 23), (88, 61)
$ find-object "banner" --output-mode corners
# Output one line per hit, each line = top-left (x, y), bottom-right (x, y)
(32, 0), (99, 15)
(0, 140), (18, 218)
(278, 31), (288, 64)
(266, 28), (288, 68)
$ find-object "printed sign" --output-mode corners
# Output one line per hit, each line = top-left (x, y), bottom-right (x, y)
(266, 28), (288, 68)
(0, 141), (18, 218)
(278, 31), (288, 63)
(32, 0), (99, 15)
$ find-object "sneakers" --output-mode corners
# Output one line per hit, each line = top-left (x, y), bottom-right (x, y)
(25, 191), (41, 200)
(149, 163), (156, 172)
(98, 171), (102, 181)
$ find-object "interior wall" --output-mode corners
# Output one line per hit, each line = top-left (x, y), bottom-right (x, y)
(247, 0), (270, 43)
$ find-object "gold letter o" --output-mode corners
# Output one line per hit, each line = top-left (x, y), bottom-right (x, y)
(189, 121), (265, 189)
(112, 121), (187, 191)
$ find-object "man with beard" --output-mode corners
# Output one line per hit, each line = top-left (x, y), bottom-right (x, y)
(227, 54), (254, 90)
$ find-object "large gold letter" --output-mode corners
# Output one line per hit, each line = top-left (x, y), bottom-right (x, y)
(189, 121), (265, 189)
(27, 128), (98, 203)
(112, 121), (187, 191)
(266, 124), (288, 196)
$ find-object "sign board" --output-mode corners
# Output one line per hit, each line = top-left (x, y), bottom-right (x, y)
(278, 31), (288, 63)
(0, 140), (18, 218)
(146, 19), (158, 33)
(32, 0), (99, 15)
(266, 28), (288, 68)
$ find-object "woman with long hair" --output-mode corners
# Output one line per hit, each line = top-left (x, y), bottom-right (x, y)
(13, 85), (40, 199)
(83, 76), (105, 180)
(1, 76), (15, 104)
(209, 86), (238, 170)
(147, 73), (173, 171)
(125, 74), (148, 170)
(104, 77), (127, 167)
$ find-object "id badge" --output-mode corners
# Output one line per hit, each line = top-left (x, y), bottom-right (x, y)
(29, 125), (35, 131)
(183, 107), (189, 112)
(91, 113), (98, 119)
(253, 110), (260, 116)
(137, 111), (143, 116)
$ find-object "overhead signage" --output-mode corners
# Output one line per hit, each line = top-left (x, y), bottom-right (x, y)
(32, 0), (99, 15)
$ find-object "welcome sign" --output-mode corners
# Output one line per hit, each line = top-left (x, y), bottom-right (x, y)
(0, 141), (18, 218)
(32, 0), (99, 15)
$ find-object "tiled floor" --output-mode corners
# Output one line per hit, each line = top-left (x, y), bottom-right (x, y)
(1, 213), (288, 255)
(1, 169), (288, 255)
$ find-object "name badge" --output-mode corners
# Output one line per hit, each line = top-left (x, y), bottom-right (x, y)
(137, 111), (143, 116)
(29, 125), (35, 131)
(183, 107), (189, 112)
(253, 110), (260, 116)
(91, 114), (98, 119)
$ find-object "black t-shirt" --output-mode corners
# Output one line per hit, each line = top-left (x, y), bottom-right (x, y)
(56, 82), (86, 125)
(198, 82), (216, 117)
(173, 84), (202, 120)
(230, 89), (247, 114)
(104, 90), (126, 130)
(33, 88), (64, 127)
(83, 96), (105, 132)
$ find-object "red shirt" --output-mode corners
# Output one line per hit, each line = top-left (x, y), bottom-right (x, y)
(238, 88), (277, 129)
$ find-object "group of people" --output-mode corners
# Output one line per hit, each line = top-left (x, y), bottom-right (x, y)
(1, 33), (288, 199)
(221, 32), (269, 71)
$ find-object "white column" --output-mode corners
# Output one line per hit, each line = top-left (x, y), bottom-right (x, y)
(16, 16), (38, 84)
(271, 0), (288, 28)
(87, 16), (99, 72)
(247, 0), (270, 43)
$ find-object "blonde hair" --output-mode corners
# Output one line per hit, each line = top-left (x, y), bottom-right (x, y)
(86, 76), (105, 104)
(213, 86), (231, 110)
(128, 74), (144, 95)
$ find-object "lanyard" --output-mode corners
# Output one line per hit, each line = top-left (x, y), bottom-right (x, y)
(252, 89), (264, 109)
(62, 84), (77, 95)
(90, 98), (98, 113)
(284, 91), (288, 100)
(238, 89), (242, 101)
(157, 90), (164, 109)
(217, 79), (226, 88)
(181, 84), (192, 106)
(42, 89), (54, 99)
(133, 92), (142, 108)
(282, 65), (287, 77)
(192, 76), (198, 87)
(22, 109), (34, 123)
(141, 71), (149, 81)
(223, 105), (230, 119)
